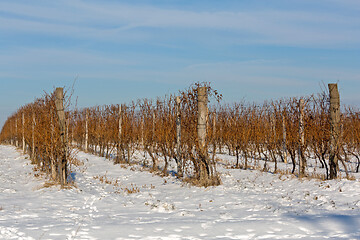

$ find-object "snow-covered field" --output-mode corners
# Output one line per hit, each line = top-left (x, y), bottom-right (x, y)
(1, 144), (360, 240)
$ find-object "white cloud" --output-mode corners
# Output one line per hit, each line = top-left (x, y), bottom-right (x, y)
(0, 0), (359, 47)
(329, 0), (360, 9)
(0, 46), (358, 87)
(0, 48), (134, 66)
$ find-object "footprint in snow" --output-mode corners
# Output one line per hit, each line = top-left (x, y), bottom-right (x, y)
(201, 221), (215, 229)
(3, 189), (16, 193)
(220, 212), (233, 220)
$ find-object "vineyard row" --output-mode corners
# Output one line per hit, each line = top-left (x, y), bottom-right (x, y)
(1, 83), (359, 187)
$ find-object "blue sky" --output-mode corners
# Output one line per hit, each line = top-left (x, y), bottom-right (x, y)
(0, 0), (360, 126)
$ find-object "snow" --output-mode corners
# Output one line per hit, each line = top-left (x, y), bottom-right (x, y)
(0, 144), (360, 240)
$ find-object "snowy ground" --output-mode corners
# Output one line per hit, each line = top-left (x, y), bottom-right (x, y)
(1, 145), (360, 240)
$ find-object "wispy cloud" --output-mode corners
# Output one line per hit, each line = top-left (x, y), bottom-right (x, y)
(1, 46), (358, 86)
(0, 48), (134, 66)
(329, 0), (360, 10)
(0, 0), (359, 47)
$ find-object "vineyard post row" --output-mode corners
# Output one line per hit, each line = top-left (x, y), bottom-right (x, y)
(0, 84), (222, 187)
(1, 82), (359, 186)
(79, 85), (220, 186)
(74, 83), (346, 181)
(0, 87), (69, 186)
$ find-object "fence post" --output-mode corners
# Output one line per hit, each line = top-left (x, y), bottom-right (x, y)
(22, 112), (25, 153)
(198, 87), (207, 155)
(299, 98), (306, 177)
(85, 109), (89, 152)
(197, 87), (210, 183)
(151, 110), (156, 168)
(141, 117), (144, 148)
(15, 118), (18, 147)
(212, 111), (217, 164)
(55, 87), (67, 187)
(10, 119), (13, 145)
(282, 112), (287, 164)
(329, 83), (340, 179)
(175, 96), (182, 177)
(117, 104), (123, 163)
(32, 112), (35, 163)
(271, 111), (278, 172)
(50, 113), (57, 181)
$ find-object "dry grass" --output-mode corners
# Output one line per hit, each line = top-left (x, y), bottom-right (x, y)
(93, 174), (112, 185)
(346, 175), (356, 180)
(183, 174), (222, 188)
(32, 180), (76, 190)
(122, 184), (140, 194)
(93, 174), (140, 194)
(142, 184), (156, 189)
(68, 153), (83, 167)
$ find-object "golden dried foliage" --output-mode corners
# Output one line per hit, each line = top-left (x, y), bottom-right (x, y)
(2, 83), (360, 186)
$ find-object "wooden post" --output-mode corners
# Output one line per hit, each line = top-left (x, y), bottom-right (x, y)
(282, 113), (287, 164)
(32, 112), (35, 163)
(271, 112), (277, 172)
(55, 87), (67, 187)
(71, 119), (74, 147)
(10, 119), (13, 145)
(50, 113), (57, 181)
(211, 111), (218, 173)
(141, 117), (144, 148)
(198, 87), (207, 154)
(66, 118), (69, 158)
(15, 118), (18, 147)
(175, 96), (182, 177)
(152, 111), (156, 141)
(22, 112), (25, 153)
(151, 111), (156, 168)
(117, 104), (123, 163)
(85, 109), (89, 152)
(329, 83), (340, 179)
(299, 98), (306, 177)
(197, 87), (210, 182)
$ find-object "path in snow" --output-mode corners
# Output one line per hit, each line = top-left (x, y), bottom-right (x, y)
(0, 144), (360, 239)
